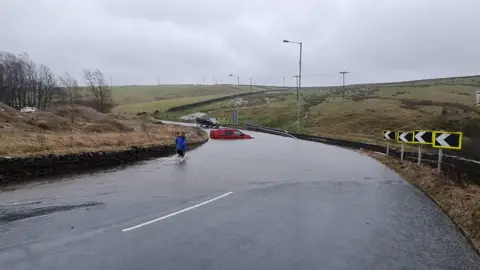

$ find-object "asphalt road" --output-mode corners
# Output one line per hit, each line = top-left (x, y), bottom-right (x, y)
(1, 129), (479, 270)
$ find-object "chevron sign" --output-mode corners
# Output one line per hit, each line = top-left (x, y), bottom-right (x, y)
(396, 131), (414, 143)
(432, 131), (463, 150)
(412, 130), (433, 144)
(383, 130), (395, 140)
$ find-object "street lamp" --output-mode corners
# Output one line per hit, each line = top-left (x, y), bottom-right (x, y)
(283, 39), (303, 133)
(229, 74), (240, 86)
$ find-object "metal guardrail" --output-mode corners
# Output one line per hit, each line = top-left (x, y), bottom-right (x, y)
(242, 124), (296, 138)
(242, 123), (480, 185)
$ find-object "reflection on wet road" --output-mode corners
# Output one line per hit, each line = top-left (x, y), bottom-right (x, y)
(1, 129), (479, 270)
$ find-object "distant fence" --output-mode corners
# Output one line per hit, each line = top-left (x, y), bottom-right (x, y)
(167, 91), (267, 112)
(242, 123), (480, 185)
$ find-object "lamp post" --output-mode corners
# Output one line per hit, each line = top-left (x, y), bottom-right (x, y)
(230, 74), (241, 99)
(339, 71), (350, 98)
(283, 39), (303, 133)
(229, 74), (240, 86)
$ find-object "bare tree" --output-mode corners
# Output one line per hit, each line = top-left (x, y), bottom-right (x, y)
(0, 51), (57, 109)
(83, 68), (113, 112)
(59, 72), (82, 108)
(38, 65), (56, 108)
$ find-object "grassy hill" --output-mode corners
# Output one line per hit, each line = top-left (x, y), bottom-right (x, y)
(0, 103), (207, 157)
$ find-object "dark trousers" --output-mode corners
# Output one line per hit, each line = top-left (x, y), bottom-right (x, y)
(177, 149), (185, 157)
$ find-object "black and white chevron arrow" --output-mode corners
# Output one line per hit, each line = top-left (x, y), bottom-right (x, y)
(433, 132), (462, 149)
(413, 131), (433, 144)
(397, 131), (413, 143)
(383, 130), (395, 140)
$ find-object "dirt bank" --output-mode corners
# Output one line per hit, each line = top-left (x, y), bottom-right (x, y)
(0, 103), (207, 157)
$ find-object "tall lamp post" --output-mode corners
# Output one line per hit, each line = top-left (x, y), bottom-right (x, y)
(339, 71), (350, 98)
(230, 74), (241, 99)
(229, 74), (240, 86)
(283, 39), (303, 133)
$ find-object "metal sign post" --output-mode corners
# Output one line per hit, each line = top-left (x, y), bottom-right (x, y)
(417, 145), (422, 165)
(401, 143), (404, 161)
(396, 131), (413, 162)
(382, 130), (396, 155)
(432, 131), (463, 175)
(437, 148), (443, 175)
(232, 110), (239, 124)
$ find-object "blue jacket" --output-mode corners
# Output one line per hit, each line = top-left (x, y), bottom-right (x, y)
(175, 136), (187, 151)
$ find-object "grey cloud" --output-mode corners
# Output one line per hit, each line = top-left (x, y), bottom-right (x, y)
(1, 0), (479, 86)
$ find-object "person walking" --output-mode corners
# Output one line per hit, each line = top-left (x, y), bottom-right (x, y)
(175, 132), (187, 157)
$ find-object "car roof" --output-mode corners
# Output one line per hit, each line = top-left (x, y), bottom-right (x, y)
(212, 128), (235, 131)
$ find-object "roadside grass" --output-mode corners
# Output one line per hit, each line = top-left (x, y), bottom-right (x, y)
(0, 124), (207, 157)
(0, 102), (208, 157)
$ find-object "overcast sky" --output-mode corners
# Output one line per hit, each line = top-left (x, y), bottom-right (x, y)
(1, 0), (480, 87)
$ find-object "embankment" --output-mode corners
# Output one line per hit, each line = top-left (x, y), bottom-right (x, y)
(0, 137), (208, 185)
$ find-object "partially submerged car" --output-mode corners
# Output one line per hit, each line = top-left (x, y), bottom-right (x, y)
(210, 128), (254, 140)
(195, 116), (220, 129)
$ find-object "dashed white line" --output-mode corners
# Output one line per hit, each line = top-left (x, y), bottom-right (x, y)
(122, 192), (233, 232)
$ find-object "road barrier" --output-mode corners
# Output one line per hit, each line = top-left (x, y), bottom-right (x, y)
(242, 124), (296, 138)
(242, 123), (480, 185)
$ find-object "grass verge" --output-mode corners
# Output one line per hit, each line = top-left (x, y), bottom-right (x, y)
(363, 150), (480, 255)
(0, 125), (207, 157)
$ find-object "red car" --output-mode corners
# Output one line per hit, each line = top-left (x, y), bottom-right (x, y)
(210, 128), (254, 140)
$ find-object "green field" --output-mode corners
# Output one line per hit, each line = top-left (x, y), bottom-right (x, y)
(113, 95), (227, 114)
(154, 76), (480, 158)
(111, 85), (268, 106)
(108, 84), (272, 114)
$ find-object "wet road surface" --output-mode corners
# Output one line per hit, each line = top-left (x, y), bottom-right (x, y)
(1, 129), (479, 270)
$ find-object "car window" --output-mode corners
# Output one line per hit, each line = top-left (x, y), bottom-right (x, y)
(234, 130), (244, 136)
(225, 130), (233, 136)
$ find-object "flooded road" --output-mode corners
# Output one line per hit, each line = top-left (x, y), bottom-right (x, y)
(1, 129), (479, 269)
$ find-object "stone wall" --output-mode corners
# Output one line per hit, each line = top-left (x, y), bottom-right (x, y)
(0, 138), (209, 184)
(166, 91), (267, 112)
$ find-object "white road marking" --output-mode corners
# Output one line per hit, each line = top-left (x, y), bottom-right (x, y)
(122, 192), (233, 232)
